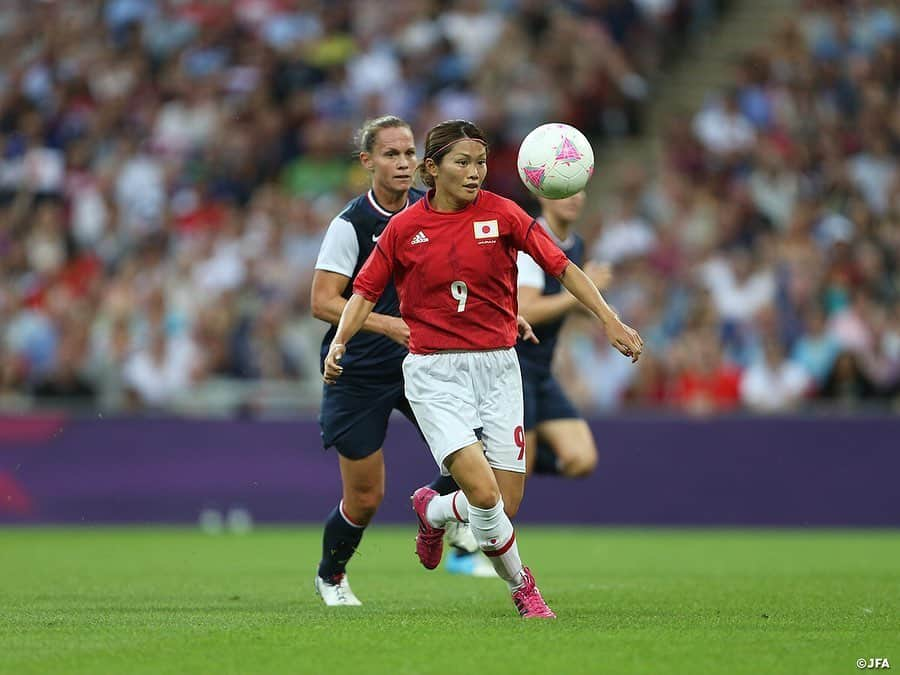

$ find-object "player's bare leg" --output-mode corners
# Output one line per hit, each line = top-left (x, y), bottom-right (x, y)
(524, 430), (540, 478)
(527, 420), (598, 478)
(493, 468), (525, 518)
(338, 450), (386, 525)
(315, 450), (385, 606)
(444, 442), (501, 505)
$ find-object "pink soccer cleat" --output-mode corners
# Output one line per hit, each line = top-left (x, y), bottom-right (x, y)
(411, 486), (444, 569)
(512, 567), (557, 619)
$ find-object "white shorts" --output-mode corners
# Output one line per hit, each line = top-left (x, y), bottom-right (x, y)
(402, 348), (526, 474)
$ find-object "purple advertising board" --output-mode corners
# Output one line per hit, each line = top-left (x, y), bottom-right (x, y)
(0, 414), (897, 526)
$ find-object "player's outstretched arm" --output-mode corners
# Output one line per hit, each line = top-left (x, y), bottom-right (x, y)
(558, 263), (644, 362)
(323, 294), (377, 384)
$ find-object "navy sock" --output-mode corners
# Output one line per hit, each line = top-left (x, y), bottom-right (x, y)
(429, 473), (460, 495)
(534, 442), (561, 475)
(317, 503), (364, 580)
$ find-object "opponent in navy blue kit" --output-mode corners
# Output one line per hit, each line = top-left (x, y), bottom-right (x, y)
(515, 191), (612, 477)
(311, 116), (424, 605)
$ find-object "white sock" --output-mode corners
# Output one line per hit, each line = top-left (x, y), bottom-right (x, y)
(425, 490), (469, 528)
(468, 498), (525, 590)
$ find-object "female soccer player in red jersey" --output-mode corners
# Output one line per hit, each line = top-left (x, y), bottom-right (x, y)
(323, 120), (643, 618)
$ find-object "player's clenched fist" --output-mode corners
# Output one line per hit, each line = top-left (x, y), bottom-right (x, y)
(323, 342), (346, 384)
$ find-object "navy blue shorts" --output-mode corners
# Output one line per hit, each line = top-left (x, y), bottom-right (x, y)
(319, 376), (418, 460)
(521, 365), (580, 431)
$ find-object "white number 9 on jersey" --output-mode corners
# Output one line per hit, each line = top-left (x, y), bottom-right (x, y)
(450, 280), (468, 312)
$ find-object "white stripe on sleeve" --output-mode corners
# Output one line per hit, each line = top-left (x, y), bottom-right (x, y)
(315, 216), (359, 277)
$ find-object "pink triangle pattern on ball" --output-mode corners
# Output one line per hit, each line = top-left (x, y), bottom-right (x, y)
(555, 137), (582, 163)
(523, 165), (546, 189)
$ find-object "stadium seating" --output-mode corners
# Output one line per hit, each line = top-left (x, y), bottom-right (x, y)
(0, 0), (896, 416)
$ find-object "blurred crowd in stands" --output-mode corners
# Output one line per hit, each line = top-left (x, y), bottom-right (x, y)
(559, 0), (900, 414)
(0, 0), (896, 416)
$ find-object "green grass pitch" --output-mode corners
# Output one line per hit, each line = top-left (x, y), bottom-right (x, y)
(2, 527), (897, 675)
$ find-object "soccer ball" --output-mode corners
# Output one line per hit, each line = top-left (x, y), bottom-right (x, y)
(516, 123), (595, 199)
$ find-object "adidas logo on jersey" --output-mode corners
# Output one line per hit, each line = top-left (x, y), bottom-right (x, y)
(411, 230), (429, 245)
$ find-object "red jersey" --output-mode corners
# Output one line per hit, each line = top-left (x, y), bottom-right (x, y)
(354, 189), (570, 354)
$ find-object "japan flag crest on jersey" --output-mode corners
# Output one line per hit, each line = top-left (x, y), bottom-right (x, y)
(474, 219), (499, 241)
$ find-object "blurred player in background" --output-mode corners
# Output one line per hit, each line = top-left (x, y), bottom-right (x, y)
(444, 191), (610, 574)
(323, 119), (643, 618)
(516, 191), (610, 478)
(311, 116), (423, 606)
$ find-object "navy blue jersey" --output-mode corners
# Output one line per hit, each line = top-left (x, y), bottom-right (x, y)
(315, 188), (424, 378)
(515, 220), (585, 372)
